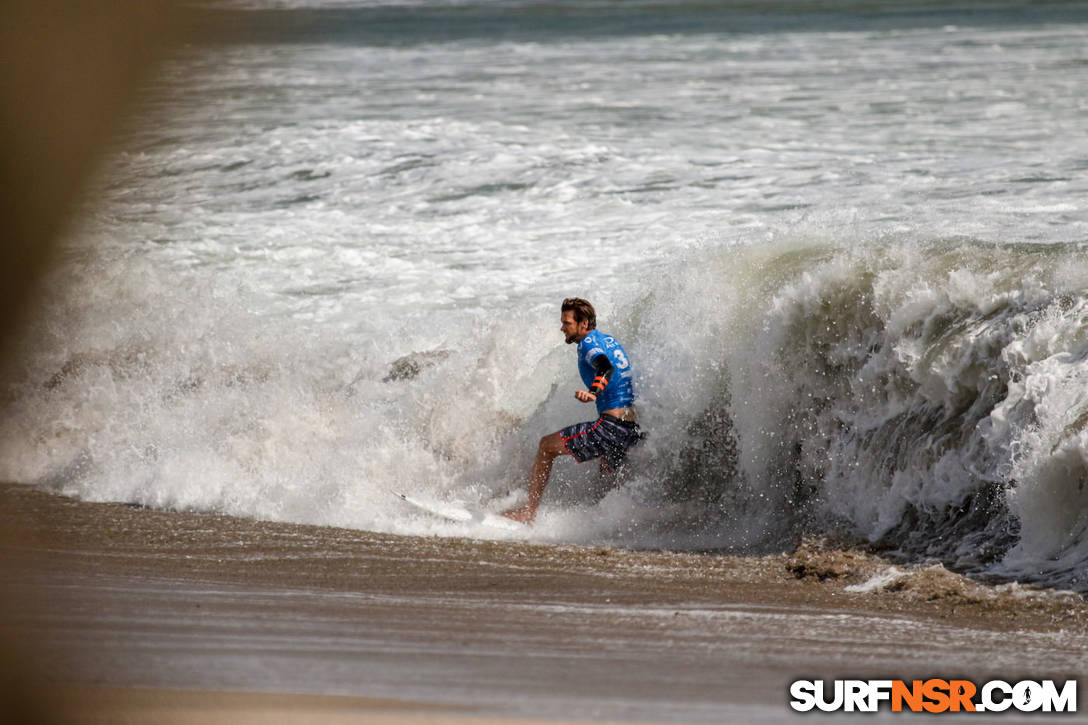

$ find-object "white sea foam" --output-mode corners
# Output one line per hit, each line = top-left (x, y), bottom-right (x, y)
(845, 568), (906, 594)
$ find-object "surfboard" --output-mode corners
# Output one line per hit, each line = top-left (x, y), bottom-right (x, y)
(394, 491), (525, 531)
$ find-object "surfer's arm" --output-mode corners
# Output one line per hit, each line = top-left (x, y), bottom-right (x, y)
(589, 354), (614, 395)
(575, 354), (613, 402)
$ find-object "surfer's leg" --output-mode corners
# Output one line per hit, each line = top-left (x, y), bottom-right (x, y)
(504, 431), (568, 524)
(599, 457), (620, 491)
(595, 419), (643, 493)
(527, 431), (567, 505)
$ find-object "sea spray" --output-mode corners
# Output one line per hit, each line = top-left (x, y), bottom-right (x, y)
(637, 239), (1088, 589)
(8, 236), (1088, 589)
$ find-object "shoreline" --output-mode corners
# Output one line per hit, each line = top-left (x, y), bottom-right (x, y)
(2, 482), (1086, 723)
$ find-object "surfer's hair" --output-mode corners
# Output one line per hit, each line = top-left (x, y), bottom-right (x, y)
(562, 298), (596, 330)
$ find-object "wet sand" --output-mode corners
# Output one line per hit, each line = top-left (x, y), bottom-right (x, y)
(1, 482), (1086, 723)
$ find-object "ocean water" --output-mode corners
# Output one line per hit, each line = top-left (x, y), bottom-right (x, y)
(3, 0), (1088, 589)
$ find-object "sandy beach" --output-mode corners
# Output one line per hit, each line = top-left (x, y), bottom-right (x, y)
(1, 482), (1085, 723)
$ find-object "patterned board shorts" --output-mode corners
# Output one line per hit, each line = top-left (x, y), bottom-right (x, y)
(561, 414), (645, 472)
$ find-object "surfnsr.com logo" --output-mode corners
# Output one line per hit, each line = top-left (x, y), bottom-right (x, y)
(789, 679), (1077, 714)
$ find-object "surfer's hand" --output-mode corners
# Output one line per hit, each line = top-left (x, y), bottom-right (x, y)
(575, 390), (596, 403)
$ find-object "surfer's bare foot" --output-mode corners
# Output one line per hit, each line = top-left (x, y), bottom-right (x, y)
(502, 505), (536, 524)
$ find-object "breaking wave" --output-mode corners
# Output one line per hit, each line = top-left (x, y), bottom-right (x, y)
(4, 236), (1088, 592)
(628, 236), (1088, 592)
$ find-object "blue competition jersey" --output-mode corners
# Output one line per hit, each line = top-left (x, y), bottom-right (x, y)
(576, 329), (636, 414)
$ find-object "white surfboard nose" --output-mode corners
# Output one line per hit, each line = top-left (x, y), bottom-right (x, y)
(395, 492), (525, 531)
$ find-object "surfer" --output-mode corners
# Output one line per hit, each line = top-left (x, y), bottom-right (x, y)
(503, 298), (643, 524)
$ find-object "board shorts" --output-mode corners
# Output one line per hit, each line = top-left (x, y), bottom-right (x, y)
(560, 414), (644, 472)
